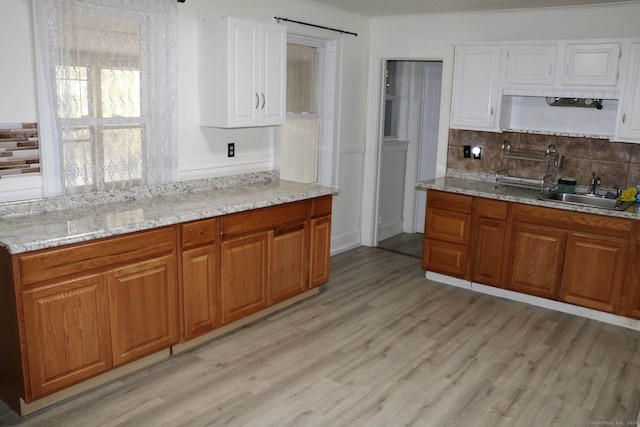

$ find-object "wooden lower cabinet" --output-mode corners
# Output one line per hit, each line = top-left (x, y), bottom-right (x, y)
(424, 191), (633, 316)
(310, 215), (331, 288)
(422, 239), (468, 277)
(182, 245), (219, 340)
(471, 198), (508, 287)
(505, 222), (566, 300)
(108, 255), (178, 366)
(271, 224), (308, 304)
(221, 232), (269, 324)
(560, 233), (627, 313)
(423, 190), (473, 279)
(1, 196), (333, 414)
(22, 274), (112, 400)
(181, 218), (220, 341)
(472, 217), (506, 287)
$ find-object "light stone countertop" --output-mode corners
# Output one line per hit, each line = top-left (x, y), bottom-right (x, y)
(0, 173), (337, 254)
(416, 175), (640, 220)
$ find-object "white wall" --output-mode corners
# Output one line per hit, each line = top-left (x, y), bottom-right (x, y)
(0, 0), (370, 254)
(361, 2), (640, 246)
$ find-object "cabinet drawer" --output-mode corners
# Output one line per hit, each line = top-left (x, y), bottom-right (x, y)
(311, 195), (332, 217)
(19, 227), (177, 287)
(474, 197), (508, 220)
(422, 239), (468, 278)
(182, 218), (218, 248)
(427, 190), (473, 213)
(425, 207), (471, 245)
(221, 201), (309, 236)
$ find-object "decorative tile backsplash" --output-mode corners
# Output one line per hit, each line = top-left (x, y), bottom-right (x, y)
(0, 123), (39, 178)
(447, 129), (640, 190)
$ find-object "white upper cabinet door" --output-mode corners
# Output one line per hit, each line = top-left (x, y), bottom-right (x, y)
(562, 43), (621, 87)
(229, 19), (261, 127)
(615, 43), (640, 142)
(199, 17), (286, 128)
(259, 23), (287, 126)
(505, 44), (557, 86)
(451, 45), (502, 131)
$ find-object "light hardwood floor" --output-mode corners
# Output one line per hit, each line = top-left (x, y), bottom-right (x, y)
(378, 232), (423, 258)
(2, 246), (640, 426)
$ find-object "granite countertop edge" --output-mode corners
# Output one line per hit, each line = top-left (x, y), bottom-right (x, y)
(0, 174), (338, 254)
(416, 176), (640, 220)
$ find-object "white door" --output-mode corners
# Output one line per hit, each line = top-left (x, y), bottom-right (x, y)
(229, 18), (260, 127)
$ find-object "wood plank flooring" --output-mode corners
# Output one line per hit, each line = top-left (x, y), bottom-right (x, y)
(2, 246), (640, 426)
(378, 232), (423, 258)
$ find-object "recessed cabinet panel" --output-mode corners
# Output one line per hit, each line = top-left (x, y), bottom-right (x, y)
(199, 17), (286, 128)
(616, 43), (640, 142)
(563, 43), (621, 87)
(560, 233), (627, 313)
(109, 255), (178, 366)
(505, 44), (557, 85)
(450, 45), (501, 131)
(23, 274), (112, 400)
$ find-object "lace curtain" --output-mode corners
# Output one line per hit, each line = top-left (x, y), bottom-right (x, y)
(36, 0), (177, 194)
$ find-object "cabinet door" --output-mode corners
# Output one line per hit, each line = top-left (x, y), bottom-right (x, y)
(472, 218), (506, 287)
(422, 239), (468, 278)
(182, 245), (219, 341)
(616, 43), (640, 142)
(450, 45), (502, 131)
(562, 42), (620, 87)
(560, 233), (627, 313)
(221, 232), (269, 324)
(310, 215), (331, 288)
(260, 22), (287, 126)
(23, 274), (112, 399)
(109, 255), (178, 366)
(506, 223), (566, 300)
(425, 207), (471, 245)
(505, 44), (557, 86)
(229, 18), (260, 127)
(270, 223), (307, 304)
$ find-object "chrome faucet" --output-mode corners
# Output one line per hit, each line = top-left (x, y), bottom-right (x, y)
(589, 172), (601, 195)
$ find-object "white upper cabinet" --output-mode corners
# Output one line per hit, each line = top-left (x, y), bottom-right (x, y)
(199, 17), (286, 128)
(614, 43), (640, 142)
(505, 44), (557, 86)
(450, 45), (502, 132)
(562, 43), (621, 87)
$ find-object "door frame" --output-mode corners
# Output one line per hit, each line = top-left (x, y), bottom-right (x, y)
(361, 47), (454, 247)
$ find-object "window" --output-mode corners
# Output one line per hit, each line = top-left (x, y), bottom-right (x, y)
(36, 0), (177, 195)
(280, 34), (338, 188)
(281, 42), (322, 184)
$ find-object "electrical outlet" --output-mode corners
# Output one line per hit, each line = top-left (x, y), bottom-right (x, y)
(228, 142), (235, 157)
(463, 145), (471, 158)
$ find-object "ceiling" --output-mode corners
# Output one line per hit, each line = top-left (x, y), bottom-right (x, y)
(306, 0), (637, 17)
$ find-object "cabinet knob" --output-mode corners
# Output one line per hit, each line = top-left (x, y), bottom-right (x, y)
(622, 113), (627, 124)
(490, 106), (495, 116)
(261, 93), (266, 110)
(255, 93), (260, 110)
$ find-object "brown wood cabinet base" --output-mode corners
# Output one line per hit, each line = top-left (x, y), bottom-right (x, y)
(0, 195), (333, 416)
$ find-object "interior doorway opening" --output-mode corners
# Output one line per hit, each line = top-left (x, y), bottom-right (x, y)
(376, 60), (443, 258)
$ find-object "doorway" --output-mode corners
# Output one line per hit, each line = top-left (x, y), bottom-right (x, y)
(377, 60), (442, 258)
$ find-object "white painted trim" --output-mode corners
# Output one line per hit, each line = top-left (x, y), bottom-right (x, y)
(330, 230), (361, 255)
(362, 47), (454, 248)
(424, 270), (640, 331)
(177, 160), (274, 181)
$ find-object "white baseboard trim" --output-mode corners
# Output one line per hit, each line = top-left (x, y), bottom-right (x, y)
(378, 220), (404, 241)
(425, 271), (640, 331)
(331, 231), (361, 256)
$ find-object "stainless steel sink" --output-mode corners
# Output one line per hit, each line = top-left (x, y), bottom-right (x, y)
(540, 191), (634, 211)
